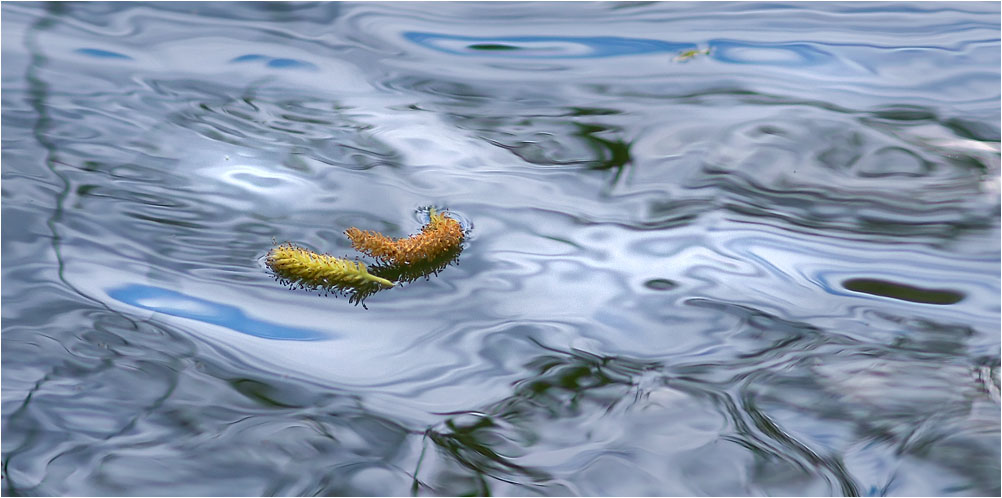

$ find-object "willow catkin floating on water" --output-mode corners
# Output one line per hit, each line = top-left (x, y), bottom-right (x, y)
(345, 208), (464, 266)
(266, 208), (465, 307)
(266, 243), (395, 295)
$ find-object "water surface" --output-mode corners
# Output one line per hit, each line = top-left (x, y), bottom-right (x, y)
(2, 2), (1000, 496)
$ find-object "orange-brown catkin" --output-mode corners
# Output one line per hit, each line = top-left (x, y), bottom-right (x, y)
(346, 209), (464, 265)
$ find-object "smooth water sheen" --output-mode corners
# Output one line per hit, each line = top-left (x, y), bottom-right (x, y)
(2, 2), (1000, 496)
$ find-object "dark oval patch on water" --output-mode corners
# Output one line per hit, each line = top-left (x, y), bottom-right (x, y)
(644, 278), (679, 291)
(468, 43), (521, 51)
(842, 278), (964, 305)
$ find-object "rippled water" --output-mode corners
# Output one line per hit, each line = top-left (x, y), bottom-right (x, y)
(2, 2), (1000, 496)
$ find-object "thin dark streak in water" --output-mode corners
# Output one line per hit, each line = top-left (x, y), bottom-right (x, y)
(842, 277), (965, 305)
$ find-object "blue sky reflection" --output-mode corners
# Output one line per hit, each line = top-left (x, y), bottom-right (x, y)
(108, 284), (329, 341)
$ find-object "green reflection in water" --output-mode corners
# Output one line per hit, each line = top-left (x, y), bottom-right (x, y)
(843, 278), (964, 305)
(572, 123), (632, 187)
(415, 345), (660, 495)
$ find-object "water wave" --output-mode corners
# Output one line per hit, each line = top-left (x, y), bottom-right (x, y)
(2, 1), (998, 496)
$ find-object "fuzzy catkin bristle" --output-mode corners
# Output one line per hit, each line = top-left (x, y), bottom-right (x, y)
(346, 209), (464, 265)
(370, 244), (462, 285)
(266, 244), (395, 293)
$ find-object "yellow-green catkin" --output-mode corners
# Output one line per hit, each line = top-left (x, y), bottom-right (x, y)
(266, 243), (395, 295)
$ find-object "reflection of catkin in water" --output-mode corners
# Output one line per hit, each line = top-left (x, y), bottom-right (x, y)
(346, 208), (464, 265)
(267, 244), (394, 299)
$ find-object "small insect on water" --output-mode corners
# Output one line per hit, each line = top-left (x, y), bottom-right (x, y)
(673, 47), (711, 62)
